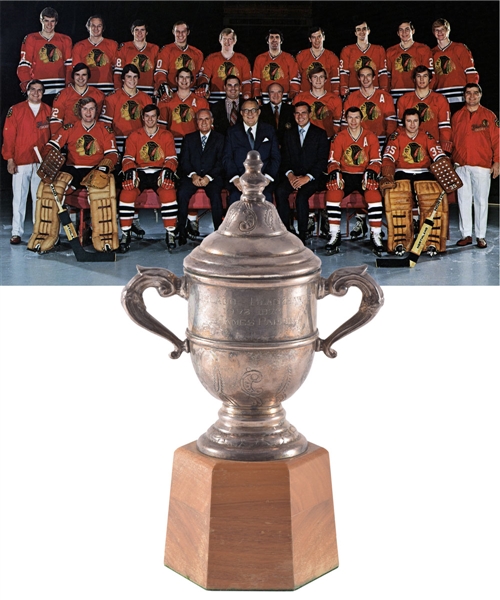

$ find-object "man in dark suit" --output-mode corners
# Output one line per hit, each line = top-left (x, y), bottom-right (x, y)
(259, 83), (295, 147)
(211, 75), (243, 136)
(223, 98), (281, 204)
(275, 101), (329, 243)
(177, 108), (226, 244)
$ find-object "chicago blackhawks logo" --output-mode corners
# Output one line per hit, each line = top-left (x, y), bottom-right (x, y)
(344, 144), (365, 166)
(414, 102), (434, 123)
(472, 119), (490, 132)
(133, 54), (152, 72)
(361, 101), (380, 121)
(140, 141), (164, 162)
(263, 62), (284, 81)
(86, 49), (108, 67)
(354, 56), (375, 73)
(39, 44), (62, 63)
(434, 55), (455, 76)
(395, 53), (415, 73)
(403, 142), (424, 164)
(217, 61), (239, 80)
(311, 101), (329, 121)
(174, 53), (195, 72)
(75, 134), (99, 156)
(120, 100), (141, 121)
(173, 103), (193, 124)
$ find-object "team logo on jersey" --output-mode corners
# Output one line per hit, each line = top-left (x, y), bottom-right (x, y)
(87, 49), (108, 67)
(217, 61), (239, 80)
(121, 100), (141, 121)
(414, 102), (434, 123)
(140, 141), (164, 162)
(75, 134), (99, 156)
(133, 54), (152, 73)
(403, 142), (424, 164)
(344, 144), (365, 166)
(39, 44), (62, 64)
(354, 56), (374, 74)
(263, 62), (284, 81)
(173, 103), (193, 124)
(6, 107), (12, 118)
(174, 54), (195, 72)
(472, 119), (490, 132)
(311, 101), (329, 121)
(434, 55), (455, 76)
(306, 61), (324, 79)
(360, 101), (380, 121)
(395, 53), (415, 73)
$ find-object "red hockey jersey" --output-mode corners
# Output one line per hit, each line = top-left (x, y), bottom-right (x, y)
(339, 43), (389, 95)
(252, 51), (300, 100)
(158, 92), (209, 152)
(396, 90), (451, 152)
(114, 41), (159, 97)
(327, 128), (382, 175)
(386, 41), (434, 99)
(341, 88), (397, 144)
(2, 101), (51, 166)
(155, 43), (204, 90)
(197, 51), (252, 101)
(431, 41), (479, 104)
(295, 47), (340, 95)
(17, 32), (72, 95)
(451, 105), (499, 169)
(122, 127), (177, 172)
(293, 91), (342, 138)
(71, 37), (118, 94)
(99, 88), (152, 138)
(50, 85), (105, 134)
(382, 129), (445, 174)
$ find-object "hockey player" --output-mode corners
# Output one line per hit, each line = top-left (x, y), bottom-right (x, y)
(27, 96), (119, 254)
(17, 6), (72, 99)
(452, 84), (499, 249)
(196, 28), (252, 103)
(114, 20), (159, 98)
(325, 106), (384, 256)
(431, 18), (479, 109)
(381, 108), (448, 255)
(99, 63), (152, 156)
(154, 21), (204, 100)
(293, 65), (342, 139)
(339, 20), (389, 98)
(71, 15), (118, 95)
(386, 20), (433, 101)
(119, 104), (178, 252)
(2, 80), (51, 245)
(396, 65), (452, 153)
(295, 26), (340, 96)
(252, 29), (300, 104)
(50, 63), (105, 134)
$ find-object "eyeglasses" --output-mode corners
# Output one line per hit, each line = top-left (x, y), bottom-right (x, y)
(241, 108), (259, 114)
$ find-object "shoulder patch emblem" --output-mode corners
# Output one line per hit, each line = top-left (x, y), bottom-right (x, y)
(22, 35), (28, 43)
(118, 43), (124, 50)
(105, 125), (114, 133)
(6, 107), (13, 118)
(63, 123), (73, 130)
(425, 131), (435, 139)
(389, 131), (399, 141)
(496, 118), (499, 128)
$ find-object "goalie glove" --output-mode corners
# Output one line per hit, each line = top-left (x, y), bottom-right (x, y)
(326, 170), (344, 191)
(122, 169), (138, 191)
(81, 158), (114, 189)
(156, 82), (172, 101)
(379, 163), (396, 191)
(158, 168), (175, 190)
(362, 169), (379, 191)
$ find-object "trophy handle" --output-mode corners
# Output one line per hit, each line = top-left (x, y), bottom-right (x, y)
(121, 266), (189, 359)
(316, 265), (384, 359)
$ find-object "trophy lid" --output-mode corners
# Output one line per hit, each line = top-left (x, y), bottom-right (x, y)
(184, 151), (322, 280)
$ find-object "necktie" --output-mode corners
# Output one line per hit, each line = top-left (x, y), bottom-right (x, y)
(274, 104), (279, 127)
(299, 128), (305, 146)
(201, 135), (207, 151)
(247, 127), (254, 149)
(230, 101), (238, 126)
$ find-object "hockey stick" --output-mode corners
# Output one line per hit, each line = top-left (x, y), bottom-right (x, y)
(34, 147), (116, 263)
(376, 191), (445, 268)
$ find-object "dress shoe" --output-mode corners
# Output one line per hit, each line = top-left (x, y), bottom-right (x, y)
(456, 236), (472, 247)
(10, 235), (21, 245)
(476, 238), (487, 248)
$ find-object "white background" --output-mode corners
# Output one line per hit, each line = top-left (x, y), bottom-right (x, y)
(1, 283), (499, 599)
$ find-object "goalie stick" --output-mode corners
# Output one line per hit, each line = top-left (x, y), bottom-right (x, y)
(376, 191), (446, 268)
(34, 147), (116, 263)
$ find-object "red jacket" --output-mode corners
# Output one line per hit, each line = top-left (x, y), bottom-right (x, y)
(451, 105), (499, 169)
(2, 101), (51, 165)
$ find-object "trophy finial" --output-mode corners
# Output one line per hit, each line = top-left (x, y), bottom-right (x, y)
(240, 150), (268, 202)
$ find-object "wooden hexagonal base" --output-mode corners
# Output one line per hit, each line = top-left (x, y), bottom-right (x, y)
(164, 441), (338, 590)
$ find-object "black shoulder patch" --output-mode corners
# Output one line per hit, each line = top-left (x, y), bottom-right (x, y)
(63, 123), (73, 130)
(118, 43), (124, 50)
(495, 118), (499, 128)
(21, 35), (27, 44)
(389, 131), (399, 141)
(105, 125), (114, 134)
(425, 131), (435, 139)
(6, 107), (13, 118)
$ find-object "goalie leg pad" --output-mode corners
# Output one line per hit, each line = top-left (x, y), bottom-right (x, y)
(27, 172), (73, 253)
(414, 180), (449, 253)
(384, 180), (414, 253)
(87, 176), (119, 252)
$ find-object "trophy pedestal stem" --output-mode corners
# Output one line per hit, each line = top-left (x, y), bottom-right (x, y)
(164, 441), (339, 590)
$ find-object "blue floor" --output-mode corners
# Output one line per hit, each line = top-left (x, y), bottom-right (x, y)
(1, 200), (498, 286)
